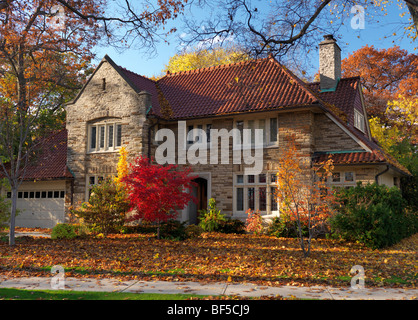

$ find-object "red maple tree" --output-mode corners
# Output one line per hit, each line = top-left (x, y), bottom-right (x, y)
(123, 156), (196, 238)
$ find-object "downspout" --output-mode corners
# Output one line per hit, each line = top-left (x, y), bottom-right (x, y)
(375, 164), (389, 185)
(147, 117), (160, 162)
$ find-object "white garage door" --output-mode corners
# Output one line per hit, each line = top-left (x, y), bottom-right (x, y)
(7, 181), (66, 229)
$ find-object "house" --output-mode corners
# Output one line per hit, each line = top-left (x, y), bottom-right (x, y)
(2, 35), (411, 228)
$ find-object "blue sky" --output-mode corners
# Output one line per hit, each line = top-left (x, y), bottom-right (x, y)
(93, 1), (417, 79)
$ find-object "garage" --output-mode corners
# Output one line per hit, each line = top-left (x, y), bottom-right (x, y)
(7, 181), (66, 229)
(0, 130), (73, 229)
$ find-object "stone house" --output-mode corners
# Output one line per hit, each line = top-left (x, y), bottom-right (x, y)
(3, 35), (411, 228)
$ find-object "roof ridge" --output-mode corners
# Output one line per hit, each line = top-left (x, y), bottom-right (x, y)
(160, 56), (267, 79)
(119, 66), (156, 83)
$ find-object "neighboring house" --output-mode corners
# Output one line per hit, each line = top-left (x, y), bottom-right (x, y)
(2, 35), (411, 228)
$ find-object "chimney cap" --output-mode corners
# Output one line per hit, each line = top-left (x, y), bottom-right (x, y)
(323, 34), (335, 41)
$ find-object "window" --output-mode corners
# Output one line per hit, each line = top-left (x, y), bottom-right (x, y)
(330, 171), (356, 187)
(89, 121), (122, 152)
(186, 123), (212, 145)
(234, 172), (279, 215)
(354, 110), (365, 132)
(235, 116), (278, 147)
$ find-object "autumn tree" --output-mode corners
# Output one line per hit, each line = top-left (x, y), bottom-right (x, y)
(123, 156), (196, 239)
(342, 45), (418, 123)
(276, 135), (335, 257)
(0, 0), (187, 246)
(162, 46), (250, 74)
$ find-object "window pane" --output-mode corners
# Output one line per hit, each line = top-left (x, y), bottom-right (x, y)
(345, 172), (354, 182)
(108, 125), (114, 148)
(248, 187), (255, 210)
(332, 173), (341, 183)
(237, 188), (244, 211)
(29, 192), (34, 199)
(248, 120), (255, 144)
(54, 191), (60, 198)
(18, 192), (23, 199)
(206, 124), (212, 143)
(99, 126), (105, 149)
(90, 126), (97, 150)
(197, 125), (203, 143)
(236, 121), (244, 144)
(236, 175), (244, 184)
(187, 125), (194, 144)
(271, 174), (277, 183)
(247, 175), (255, 183)
(115, 124), (122, 147)
(35, 191), (40, 198)
(270, 118), (278, 142)
(41, 191), (47, 198)
(47, 191), (53, 198)
(271, 187), (278, 211)
(23, 192), (29, 198)
(259, 187), (266, 211)
(89, 176), (95, 185)
(259, 119), (266, 144)
(259, 174), (266, 183)
(60, 191), (65, 198)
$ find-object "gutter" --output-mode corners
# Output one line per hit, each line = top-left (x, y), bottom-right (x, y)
(375, 164), (390, 185)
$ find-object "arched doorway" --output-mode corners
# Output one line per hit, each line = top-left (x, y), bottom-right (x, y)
(188, 177), (208, 225)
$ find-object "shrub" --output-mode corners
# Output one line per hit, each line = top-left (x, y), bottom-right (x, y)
(159, 220), (188, 240)
(330, 183), (417, 249)
(0, 195), (11, 230)
(71, 178), (130, 235)
(245, 209), (263, 235)
(218, 218), (245, 234)
(185, 224), (204, 238)
(51, 223), (88, 240)
(198, 198), (227, 232)
(267, 216), (309, 238)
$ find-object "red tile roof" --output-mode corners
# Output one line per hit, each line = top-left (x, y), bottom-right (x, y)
(1, 129), (73, 181)
(119, 57), (319, 119)
(116, 56), (410, 176)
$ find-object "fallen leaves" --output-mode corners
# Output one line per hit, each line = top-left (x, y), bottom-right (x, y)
(0, 232), (416, 288)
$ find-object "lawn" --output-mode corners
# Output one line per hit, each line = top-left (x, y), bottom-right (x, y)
(0, 287), (201, 300)
(0, 231), (416, 288)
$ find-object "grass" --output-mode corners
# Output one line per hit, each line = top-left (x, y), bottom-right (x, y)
(0, 288), (203, 300)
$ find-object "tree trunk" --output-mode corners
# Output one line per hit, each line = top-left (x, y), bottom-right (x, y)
(9, 186), (17, 246)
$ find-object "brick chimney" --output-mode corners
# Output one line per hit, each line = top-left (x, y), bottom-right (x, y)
(319, 35), (341, 92)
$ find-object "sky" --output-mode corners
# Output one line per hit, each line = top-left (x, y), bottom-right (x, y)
(93, 1), (417, 79)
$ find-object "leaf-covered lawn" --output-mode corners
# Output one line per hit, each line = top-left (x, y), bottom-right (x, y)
(0, 232), (416, 288)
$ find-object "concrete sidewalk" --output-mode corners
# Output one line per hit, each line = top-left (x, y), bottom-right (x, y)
(0, 276), (416, 300)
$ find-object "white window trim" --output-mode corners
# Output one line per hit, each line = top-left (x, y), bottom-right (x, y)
(233, 172), (280, 217)
(330, 171), (356, 187)
(233, 116), (278, 150)
(354, 109), (365, 133)
(88, 121), (122, 153)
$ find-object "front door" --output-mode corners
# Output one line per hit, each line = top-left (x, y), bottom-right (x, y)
(188, 177), (207, 224)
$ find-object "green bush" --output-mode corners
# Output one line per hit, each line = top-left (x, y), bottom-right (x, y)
(218, 218), (246, 234)
(159, 220), (188, 240)
(198, 198), (227, 232)
(267, 217), (309, 238)
(0, 196), (11, 230)
(330, 183), (417, 249)
(71, 179), (130, 235)
(51, 223), (87, 240)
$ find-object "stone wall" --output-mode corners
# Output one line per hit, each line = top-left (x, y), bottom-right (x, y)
(66, 60), (150, 207)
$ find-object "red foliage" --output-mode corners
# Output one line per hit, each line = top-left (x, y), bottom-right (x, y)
(123, 156), (197, 224)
